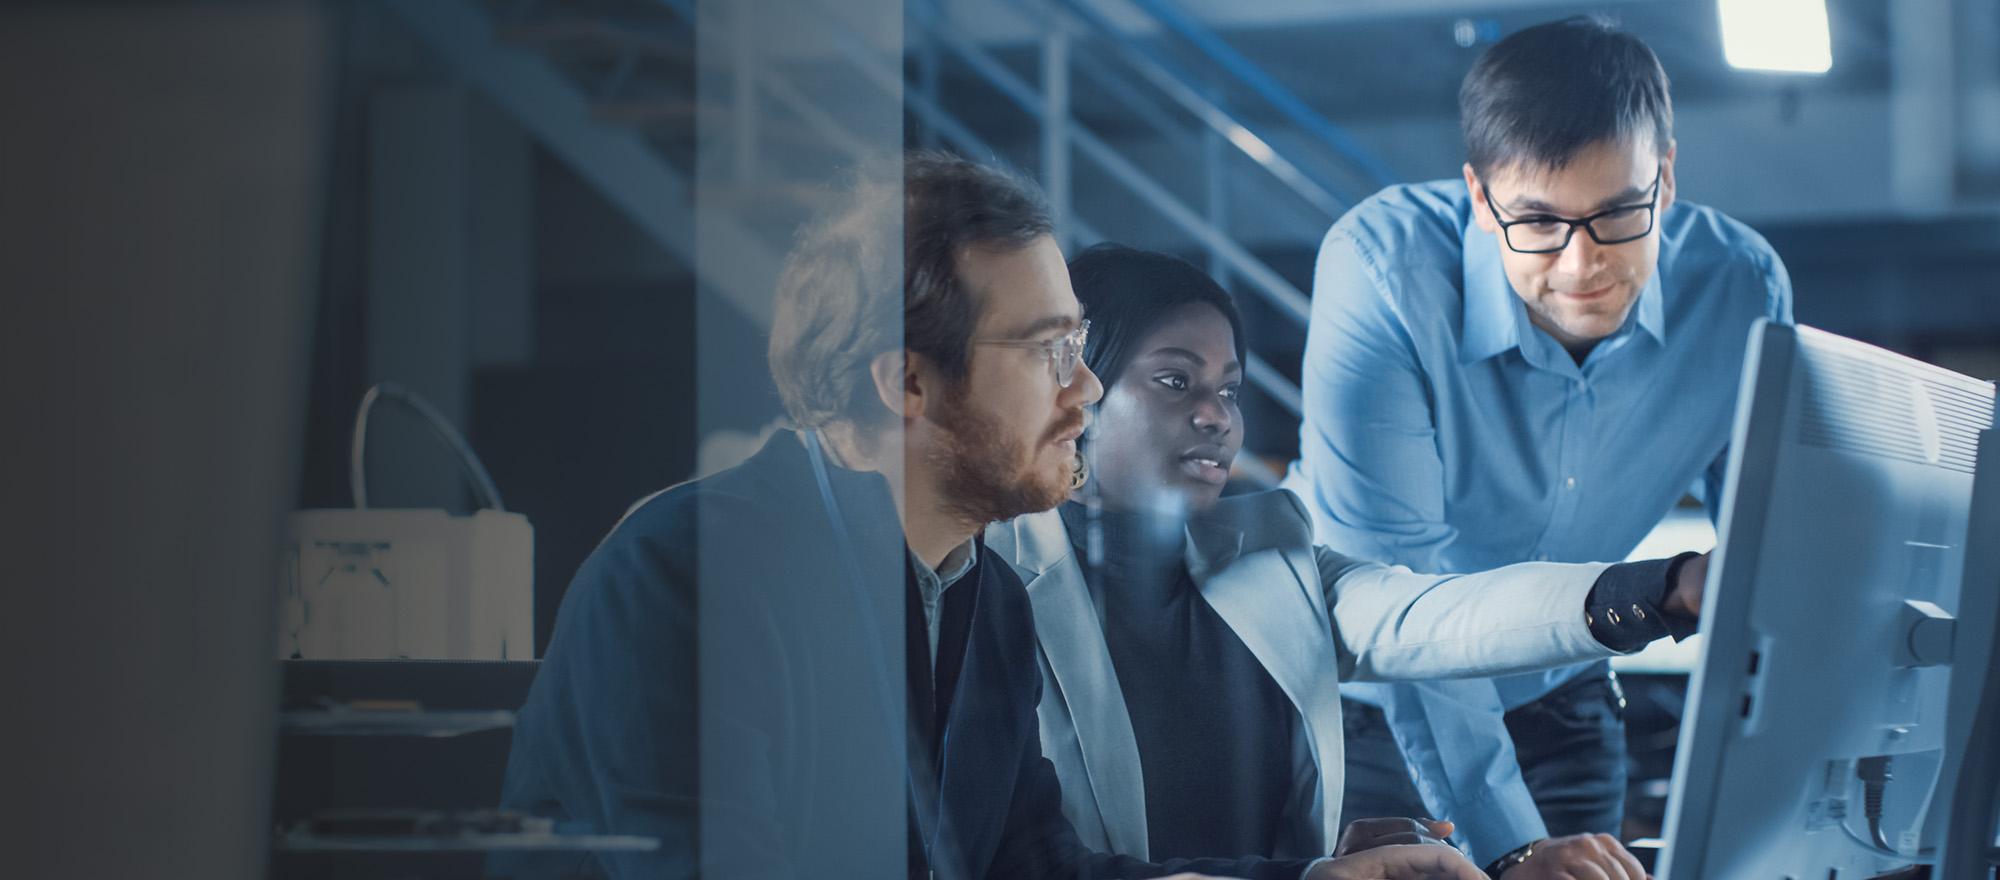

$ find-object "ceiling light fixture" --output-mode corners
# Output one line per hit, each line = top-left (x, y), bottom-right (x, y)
(1718, 0), (1833, 74)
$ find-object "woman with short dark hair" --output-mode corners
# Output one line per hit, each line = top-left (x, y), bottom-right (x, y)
(987, 243), (1698, 877)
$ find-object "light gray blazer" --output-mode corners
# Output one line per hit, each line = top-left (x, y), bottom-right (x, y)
(984, 488), (1619, 861)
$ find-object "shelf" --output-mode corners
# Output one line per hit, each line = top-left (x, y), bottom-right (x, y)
(274, 831), (657, 853)
(280, 707), (515, 738)
(274, 810), (658, 854)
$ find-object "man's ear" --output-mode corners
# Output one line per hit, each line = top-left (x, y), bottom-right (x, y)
(1659, 139), (1679, 215)
(1463, 162), (1500, 234)
(868, 349), (914, 421)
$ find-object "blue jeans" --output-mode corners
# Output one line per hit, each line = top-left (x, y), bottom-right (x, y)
(1338, 672), (1628, 840)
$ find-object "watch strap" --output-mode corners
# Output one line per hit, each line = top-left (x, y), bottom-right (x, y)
(1484, 839), (1538, 878)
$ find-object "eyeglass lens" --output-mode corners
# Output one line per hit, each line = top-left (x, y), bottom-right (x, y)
(1053, 322), (1088, 387)
(1504, 208), (1653, 252)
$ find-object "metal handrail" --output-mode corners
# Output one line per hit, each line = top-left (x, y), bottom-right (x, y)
(767, 0), (1008, 167)
(1117, 0), (1399, 189)
(1052, 0), (1353, 219)
(742, 0), (1308, 409)
(902, 7), (1308, 411)
(759, 69), (873, 158)
(387, 0), (781, 326)
(1071, 47), (1185, 142)
(908, 9), (1310, 325)
(1245, 355), (1302, 417)
(642, 0), (1311, 410)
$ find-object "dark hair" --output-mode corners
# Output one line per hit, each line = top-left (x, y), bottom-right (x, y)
(768, 151), (1052, 428)
(904, 152), (1054, 383)
(1459, 15), (1673, 178)
(1066, 243), (1246, 393)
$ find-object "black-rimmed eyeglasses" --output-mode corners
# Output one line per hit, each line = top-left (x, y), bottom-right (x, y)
(1480, 166), (1662, 254)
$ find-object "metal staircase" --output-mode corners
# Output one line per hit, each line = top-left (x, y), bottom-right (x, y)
(379, 0), (1401, 447)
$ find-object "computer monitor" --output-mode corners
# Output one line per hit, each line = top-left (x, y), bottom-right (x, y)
(1659, 322), (1996, 878)
(1934, 428), (2000, 877)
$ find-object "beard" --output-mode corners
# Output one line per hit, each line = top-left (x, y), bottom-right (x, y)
(925, 391), (1081, 526)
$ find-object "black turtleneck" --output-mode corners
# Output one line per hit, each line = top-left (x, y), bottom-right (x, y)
(1058, 501), (1298, 861)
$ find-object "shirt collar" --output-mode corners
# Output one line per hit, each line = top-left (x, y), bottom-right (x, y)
(910, 539), (978, 596)
(1459, 219), (1522, 365)
(1632, 268), (1667, 347)
(1458, 214), (1669, 365)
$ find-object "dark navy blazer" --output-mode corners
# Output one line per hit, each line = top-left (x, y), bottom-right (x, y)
(498, 430), (1312, 879)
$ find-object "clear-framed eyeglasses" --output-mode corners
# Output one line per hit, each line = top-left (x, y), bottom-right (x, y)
(1480, 165), (1663, 254)
(973, 319), (1090, 388)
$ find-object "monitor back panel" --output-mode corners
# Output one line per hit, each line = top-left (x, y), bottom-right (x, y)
(1661, 322), (1995, 878)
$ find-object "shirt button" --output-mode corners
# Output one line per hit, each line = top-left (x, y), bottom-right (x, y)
(1564, 476), (1577, 491)
(1535, 553), (1551, 561)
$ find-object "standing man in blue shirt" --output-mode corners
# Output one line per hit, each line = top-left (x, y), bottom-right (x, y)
(1281, 16), (1793, 879)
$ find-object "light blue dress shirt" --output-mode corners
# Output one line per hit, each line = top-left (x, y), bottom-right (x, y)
(1280, 179), (1792, 863)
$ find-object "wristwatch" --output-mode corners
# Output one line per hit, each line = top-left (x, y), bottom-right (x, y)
(1484, 839), (1538, 878)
